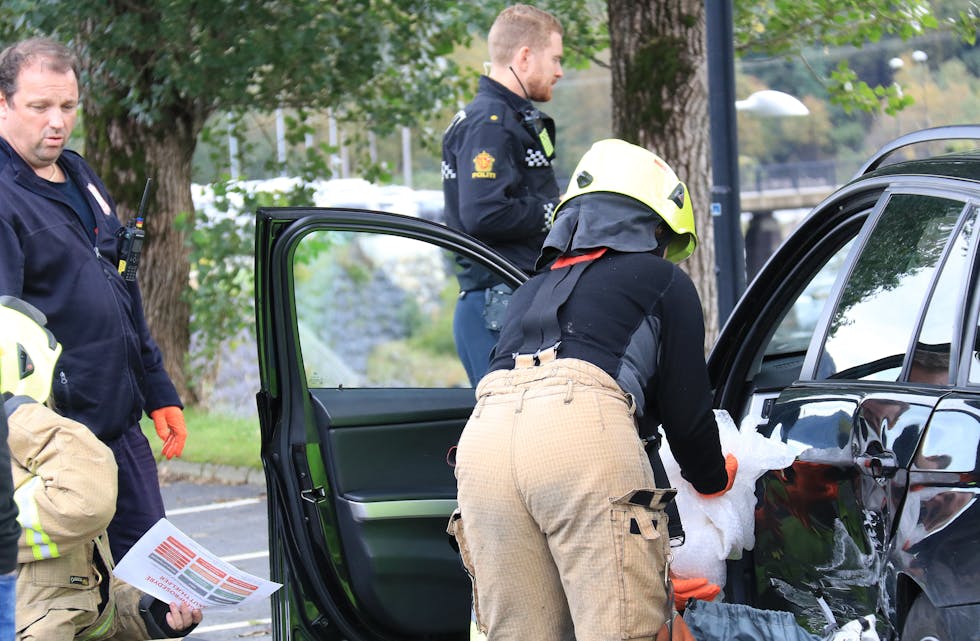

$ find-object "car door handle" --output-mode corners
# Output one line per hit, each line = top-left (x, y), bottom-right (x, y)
(854, 452), (899, 478)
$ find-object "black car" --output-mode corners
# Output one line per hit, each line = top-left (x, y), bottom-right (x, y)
(254, 125), (980, 641)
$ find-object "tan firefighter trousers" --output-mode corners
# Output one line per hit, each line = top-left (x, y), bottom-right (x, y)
(451, 357), (673, 641)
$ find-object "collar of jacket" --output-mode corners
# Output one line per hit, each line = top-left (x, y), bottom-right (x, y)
(3, 394), (37, 416)
(0, 136), (87, 189)
(479, 75), (537, 116)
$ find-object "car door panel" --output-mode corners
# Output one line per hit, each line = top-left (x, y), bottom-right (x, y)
(754, 384), (939, 631)
(255, 208), (525, 640)
(893, 396), (980, 617)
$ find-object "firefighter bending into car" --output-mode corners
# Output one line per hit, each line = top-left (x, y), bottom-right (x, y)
(0, 296), (202, 640)
(449, 139), (738, 641)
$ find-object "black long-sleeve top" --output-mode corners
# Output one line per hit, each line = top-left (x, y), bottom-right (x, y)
(489, 250), (728, 494)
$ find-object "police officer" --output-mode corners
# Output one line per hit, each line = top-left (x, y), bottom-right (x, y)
(450, 140), (738, 641)
(441, 4), (564, 385)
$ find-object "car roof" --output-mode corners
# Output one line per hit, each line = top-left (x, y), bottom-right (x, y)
(860, 151), (980, 184)
(853, 124), (980, 181)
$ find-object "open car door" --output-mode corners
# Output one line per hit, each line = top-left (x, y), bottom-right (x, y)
(254, 208), (525, 641)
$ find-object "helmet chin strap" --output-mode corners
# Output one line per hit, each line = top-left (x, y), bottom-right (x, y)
(509, 65), (532, 100)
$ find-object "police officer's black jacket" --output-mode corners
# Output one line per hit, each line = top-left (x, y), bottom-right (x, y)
(442, 75), (560, 290)
(0, 139), (181, 443)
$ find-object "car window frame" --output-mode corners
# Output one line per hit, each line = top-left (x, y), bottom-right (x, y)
(957, 203), (980, 387)
(800, 181), (980, 385)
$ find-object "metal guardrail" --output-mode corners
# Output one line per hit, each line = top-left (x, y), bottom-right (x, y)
(740, 160), (840, 193)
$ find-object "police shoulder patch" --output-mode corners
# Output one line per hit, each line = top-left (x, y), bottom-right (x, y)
(472, 151), (497, 179)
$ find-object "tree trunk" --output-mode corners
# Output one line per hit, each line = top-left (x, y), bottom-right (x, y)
(82, 104), (200, 405)
(607, 0), (719, 352)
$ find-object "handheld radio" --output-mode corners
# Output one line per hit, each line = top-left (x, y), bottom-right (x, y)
(117, 179), (150, 281)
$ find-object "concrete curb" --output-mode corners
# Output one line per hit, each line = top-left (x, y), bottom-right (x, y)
(157, 458), (264, 487)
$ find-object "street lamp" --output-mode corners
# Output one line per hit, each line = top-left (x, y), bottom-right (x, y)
(913, 50), (929, 127)
(735, 90), (809, 117)
(736, 90), (809, 282)
(890, 52), (930, 129)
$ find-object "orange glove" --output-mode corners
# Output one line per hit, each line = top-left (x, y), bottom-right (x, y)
(150, 406), (187, 460)
(671, 575), (721, 612)
(701, 453), (738, 498)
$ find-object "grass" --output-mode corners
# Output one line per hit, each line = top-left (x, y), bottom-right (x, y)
(140, 405), (262, 470)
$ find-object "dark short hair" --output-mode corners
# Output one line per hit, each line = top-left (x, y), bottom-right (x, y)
(0, 38), (79, 101)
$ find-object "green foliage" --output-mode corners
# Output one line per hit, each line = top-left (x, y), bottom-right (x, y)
(732, 1), (954, 119)
(403, 280), (463, 357)
(735, 1), (938, 56)
(183, 178), (317, 394)
(827, 62), (915, 115)
(0, 1), (481, 134)
(949, 2), (980, 45)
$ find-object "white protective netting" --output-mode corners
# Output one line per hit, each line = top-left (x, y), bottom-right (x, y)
(660, 409), (805, 588)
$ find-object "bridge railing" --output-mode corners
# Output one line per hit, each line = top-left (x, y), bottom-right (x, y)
(740, 159), (842, 193)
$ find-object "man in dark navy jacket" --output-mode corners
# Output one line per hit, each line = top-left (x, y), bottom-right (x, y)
(0, 38), (187, 562)
(441, 4), (564, 385)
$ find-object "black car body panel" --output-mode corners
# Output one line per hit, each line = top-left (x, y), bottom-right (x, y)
(255, 127), (980, 641)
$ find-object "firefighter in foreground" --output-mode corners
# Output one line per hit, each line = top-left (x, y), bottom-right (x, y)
(0, 296), (201, 640)
(450, 139), (738, 641)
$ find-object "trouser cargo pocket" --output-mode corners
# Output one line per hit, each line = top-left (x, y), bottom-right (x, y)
(447, 508), (486, 635)
(611, 488), (675, 639)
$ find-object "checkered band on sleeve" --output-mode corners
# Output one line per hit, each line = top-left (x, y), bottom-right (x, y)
(525, 149), (551, 168)
(542, 201), (556, 230)
(441, 161), (457, 180)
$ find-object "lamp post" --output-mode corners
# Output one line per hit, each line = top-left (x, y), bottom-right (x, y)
(706, 0), (742, 326)
(889, 57), (905, 135)
(707, 2), (810, 325)
(736, 91), (809, 282)
(912, 50), (929, 127)
(889, 52), (929, 130)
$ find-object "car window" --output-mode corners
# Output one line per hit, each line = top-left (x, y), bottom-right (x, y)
(764, 238), (854, 357)
(293, 229), (469, 388)
(912, 204), (978, 385)
(817, 193), (967, 381)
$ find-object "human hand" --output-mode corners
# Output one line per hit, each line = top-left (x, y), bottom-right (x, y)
(700, 453), (738, 498)
(671, 574), (721, 611)
(150, 406), (187, 459)
(164, 601), (203, 632)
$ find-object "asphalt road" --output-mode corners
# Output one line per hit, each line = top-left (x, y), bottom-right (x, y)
(159, 476), (273, 640)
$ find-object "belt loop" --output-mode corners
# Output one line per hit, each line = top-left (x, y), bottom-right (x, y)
(537, 345), (558, 364)
(624, 392), (637, 416)
(515, 388), (527, 413)
(472, 394), (487, 418)
(563, 379), (574, 404)
(514, 353), (535, 368)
